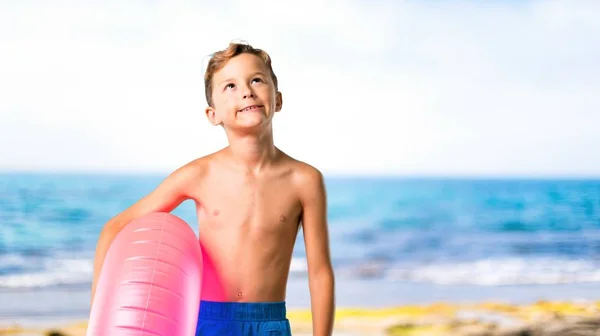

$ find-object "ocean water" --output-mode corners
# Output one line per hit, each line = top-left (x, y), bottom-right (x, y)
(1, 173), (600, 319)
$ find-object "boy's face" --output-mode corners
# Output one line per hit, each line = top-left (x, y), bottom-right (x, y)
(205, 53), (282, 131)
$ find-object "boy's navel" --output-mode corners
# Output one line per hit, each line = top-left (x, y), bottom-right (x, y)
(280, 215), (287, 222)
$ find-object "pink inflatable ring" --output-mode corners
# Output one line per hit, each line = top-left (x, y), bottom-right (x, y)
(87, 212), (203, 336)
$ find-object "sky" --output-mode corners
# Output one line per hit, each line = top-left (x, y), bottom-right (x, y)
(0, 0), (599, 177)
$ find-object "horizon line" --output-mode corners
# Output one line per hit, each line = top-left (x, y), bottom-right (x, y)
(1, 168), (599, 181)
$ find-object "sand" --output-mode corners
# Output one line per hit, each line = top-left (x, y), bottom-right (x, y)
(2, 300), (600, 336)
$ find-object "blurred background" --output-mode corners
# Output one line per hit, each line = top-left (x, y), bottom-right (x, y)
(1, 0), (599, 334)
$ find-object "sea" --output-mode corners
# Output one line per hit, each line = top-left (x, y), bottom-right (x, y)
(1, 172), (600, 322)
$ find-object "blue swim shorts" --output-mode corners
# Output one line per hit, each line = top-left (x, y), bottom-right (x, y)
(195, 300), (292, 336)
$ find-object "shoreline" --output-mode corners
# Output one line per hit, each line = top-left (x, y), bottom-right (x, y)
(3, 279), (600, 335)
(3, 300), (600, 336)
(4, 279), (600, 316)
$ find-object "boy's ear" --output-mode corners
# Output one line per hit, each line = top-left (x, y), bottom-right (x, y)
(275, 91), (283, 112)
(205, 106), (222, 126)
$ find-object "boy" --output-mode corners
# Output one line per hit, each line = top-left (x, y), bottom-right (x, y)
(90, 42), (336, 336)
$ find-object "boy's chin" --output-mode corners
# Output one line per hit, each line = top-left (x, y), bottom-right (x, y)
(225, 120), (271, 133)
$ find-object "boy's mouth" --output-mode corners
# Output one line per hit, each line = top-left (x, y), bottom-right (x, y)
(238, 105), (263, 112)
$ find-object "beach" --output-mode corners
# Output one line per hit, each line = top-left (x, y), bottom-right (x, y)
(2, 279), (600, 335)
(3, 299), (600, 335)
(1, 174), (599, 335)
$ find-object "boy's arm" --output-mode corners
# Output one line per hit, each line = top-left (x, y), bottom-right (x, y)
(90, 161), (201, 307)
(299, 167), (335, 336)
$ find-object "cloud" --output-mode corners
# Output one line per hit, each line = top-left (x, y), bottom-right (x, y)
(0, 0), (598, 176)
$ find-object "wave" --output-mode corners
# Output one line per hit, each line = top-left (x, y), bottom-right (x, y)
(288, 256), (600, 286)
(0, 256), (310, 290)
(303, 256), (600, 286)
(386, 257), (600, 285)
(3, 252), (600, 290)
(0, 255), (93, 289)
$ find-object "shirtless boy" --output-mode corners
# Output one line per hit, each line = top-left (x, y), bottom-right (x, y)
(90, 42), (336, 336)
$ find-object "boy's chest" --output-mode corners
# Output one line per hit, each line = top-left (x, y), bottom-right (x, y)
(194, 174), (302, 230)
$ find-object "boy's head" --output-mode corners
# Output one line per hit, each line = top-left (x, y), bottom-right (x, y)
(204, 42), (282, 130)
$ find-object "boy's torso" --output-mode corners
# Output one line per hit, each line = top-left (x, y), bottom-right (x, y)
(186, 150), (304, 303)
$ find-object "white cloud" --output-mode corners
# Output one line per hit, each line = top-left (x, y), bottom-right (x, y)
(0, 0), (598, 176)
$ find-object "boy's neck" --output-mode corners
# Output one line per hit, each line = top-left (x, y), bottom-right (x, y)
(224, 127), (278, 175)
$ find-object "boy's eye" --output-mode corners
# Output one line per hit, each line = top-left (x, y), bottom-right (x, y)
(225, 83), (235, 90)
(251, 77), (263, 84)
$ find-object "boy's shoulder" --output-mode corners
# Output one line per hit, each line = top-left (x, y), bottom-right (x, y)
(176, 149), (226, 172)
(289, 159), (324, 186)
(166, 151), (220, 183)
(279, 152), (326, 201)
(275, 149), (323, 181)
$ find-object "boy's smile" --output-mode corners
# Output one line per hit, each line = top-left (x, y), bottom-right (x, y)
(238, 104), (264, 113)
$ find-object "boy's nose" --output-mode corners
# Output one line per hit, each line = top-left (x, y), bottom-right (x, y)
(241, 86), (255, 99)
